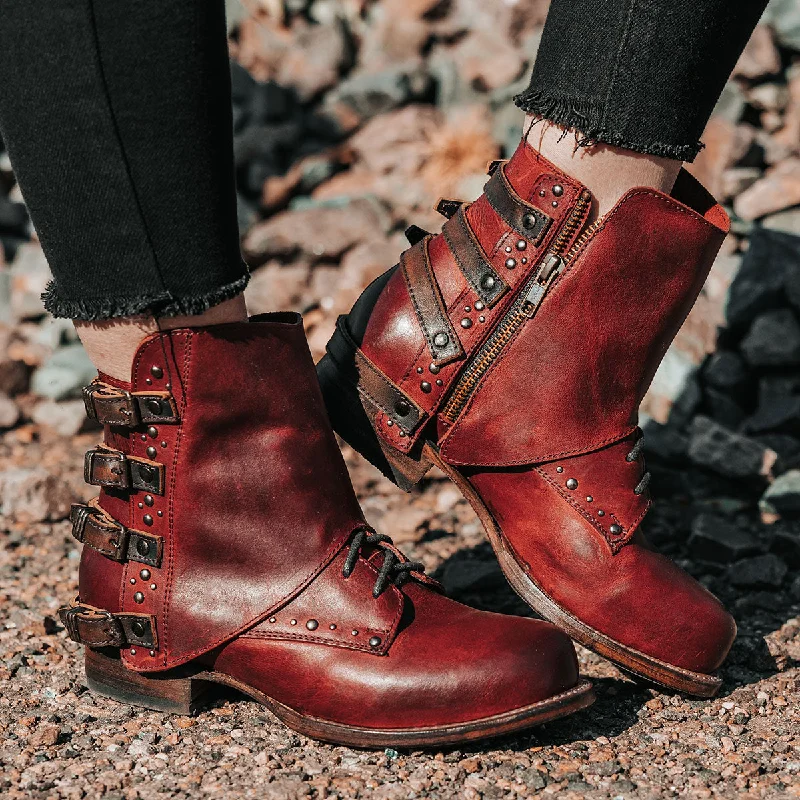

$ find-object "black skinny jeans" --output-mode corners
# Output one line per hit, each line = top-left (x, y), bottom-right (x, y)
(0, 0), (769, 322)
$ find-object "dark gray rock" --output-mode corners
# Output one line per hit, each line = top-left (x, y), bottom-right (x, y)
(688, 514), (761, 563)
(641, 421), (689, 462)
(727, 553), (788, 588)
(330, 66), (433, 119)
(703, 351), (750, 392)
(760, 470), (800, 517)
(687, 416), (772, 479)
(770, 522), (800, 568)
(744, 395), (800, 435)
(704, 388), (747, 429)
(726, 228), (800, 330)
(740, 309), (800, 368)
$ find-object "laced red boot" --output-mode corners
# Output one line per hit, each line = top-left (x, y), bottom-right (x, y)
(59, 312), (592, 747)
(318, 141), (737, 697)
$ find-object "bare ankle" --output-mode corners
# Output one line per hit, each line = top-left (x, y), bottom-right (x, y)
(74, 294), (248, 381)
(524, 117), (683, 219)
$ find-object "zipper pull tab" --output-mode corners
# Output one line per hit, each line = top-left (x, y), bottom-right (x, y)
(523, 253), (564, 317)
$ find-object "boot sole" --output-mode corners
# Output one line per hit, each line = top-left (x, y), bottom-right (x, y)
(84, 648), (594, 748)
(317, 351), (724, 699)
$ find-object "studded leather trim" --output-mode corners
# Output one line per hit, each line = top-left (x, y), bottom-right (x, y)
(70, 501), (163, 566)
(83, 381), (179, 427)
(484, 165), (552, 244)
(83, 445), (165, 495)
(401, 236), (464, 366)
(442, 207), (508, 308)
(59, 600), (157, 649)
(327, 316), (427, 435)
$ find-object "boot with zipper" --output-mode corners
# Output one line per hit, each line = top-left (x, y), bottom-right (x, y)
(59, 312), (593, 747)
(318, 140), (737, 697)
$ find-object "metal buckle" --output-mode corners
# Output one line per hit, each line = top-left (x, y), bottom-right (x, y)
(59, 603), (117, 645)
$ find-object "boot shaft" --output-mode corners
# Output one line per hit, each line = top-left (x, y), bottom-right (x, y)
(75, 313), (366, 671)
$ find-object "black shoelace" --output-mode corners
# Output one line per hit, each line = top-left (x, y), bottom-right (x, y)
(342, 529), (426, 598)
(626, 435), (651, 496)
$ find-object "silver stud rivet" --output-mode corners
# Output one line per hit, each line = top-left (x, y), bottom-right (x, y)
(130, 578), (136, 585)
(137, 502), (144, 509)
(394, 400), (411, 417)
(552, 184), (564, 196)
(387, 420), (394, 427)
(165, 383), (171, 390)
(149, 583), (157, 590)
(521, 258), (528, 265)
(505, 245), (513, 253)
(157, 510), (163, 517)
(417, 366), (423, 374)
(290, 619), (297, 626)
(464, 306), (471, 312)
(556, 466), (564, 473)
(610, 524), (622, 535)
(145, 379), (152, 386)
(429, 363), (440, 374)
(143, 514), (153, 526)
(516, 240), (527, 251)
(369, 636), (381, 648)
(474, 301), (485, 311)
(538, 189), (546, 197)
(161, 441), (167, 448)
(140, 434), (147, 442)
(150, 366), (163, 379)
(481, 274), (496, 290)
(136, 540), (150, 557)
(598, 510), (605, 517)
(436, 379), (443, 387)
(146, 446), (157, 459)
(146, 399), (161, 415)
(552, 200), (559, 208)
(461, 318), (473, 329)
(479, 316), (486, 323)
(147, 427), (158, 438)
(269, 617), (276, 623)
(329, 624), (337, 630)
(586, 496), (593, 502)
(306, 619), (319, 631)
(133, 592), (145, 604)
(149, 650), (155, 657)
(505, 258), (516, 269)
(433, 332), (449, 348)
(144, 495), (154, 507)
(566, 478), (578, 490)
(399, 431), (406, 437)
(421, 381), (432, 393)
(351, 630), (359, 636)
(140, 569), (151, 580)
(130, 649), (137, 655)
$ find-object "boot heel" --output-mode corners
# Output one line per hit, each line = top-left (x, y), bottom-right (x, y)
(318, 352), (431, 491)
(85, 648), (212, 715)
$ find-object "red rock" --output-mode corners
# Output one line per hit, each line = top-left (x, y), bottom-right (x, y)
(243, 198), (390, 263)
(733, 25), (781, 80)
(734, 158), (800, 220)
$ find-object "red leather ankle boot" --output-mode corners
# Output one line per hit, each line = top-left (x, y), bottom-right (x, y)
(59, 312), (592, 747)
(318, 141), (737, 697)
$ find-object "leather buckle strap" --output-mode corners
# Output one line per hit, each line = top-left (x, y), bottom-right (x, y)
(71, 501), (163, 566)
(442, 207), (508, 308)
(83, 381), (179, 427)
(328, 316), (427, 435)
(59, 600), (157, 649)
(484, 165), (552, 244)
(84, 446), (165, 495)
(401, 237), (464, 366)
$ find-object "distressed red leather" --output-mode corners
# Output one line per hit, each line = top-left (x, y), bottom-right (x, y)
(69, 312), (589, 738)
(320, 139), (737, 693)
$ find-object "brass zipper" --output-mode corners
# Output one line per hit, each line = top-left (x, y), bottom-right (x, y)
(440, 190), (593, 423)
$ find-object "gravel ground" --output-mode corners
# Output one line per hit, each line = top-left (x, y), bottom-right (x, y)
(1, 426), (798, 800)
